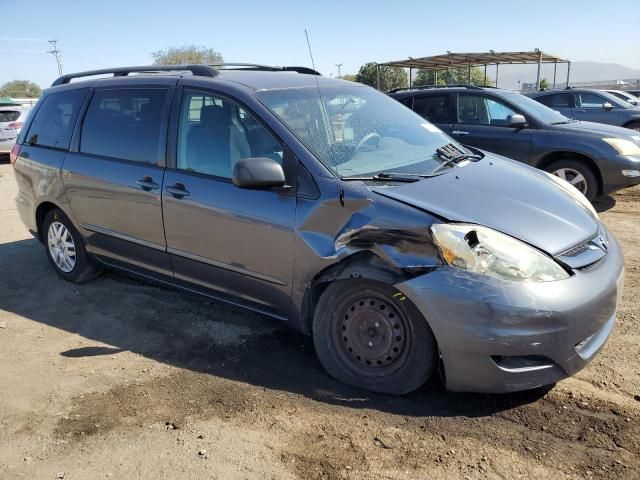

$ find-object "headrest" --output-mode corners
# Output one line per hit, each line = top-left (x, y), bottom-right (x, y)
(200, 104), (229, 127)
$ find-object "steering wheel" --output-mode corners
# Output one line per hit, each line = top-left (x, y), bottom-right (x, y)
(356, 132), (381, 152)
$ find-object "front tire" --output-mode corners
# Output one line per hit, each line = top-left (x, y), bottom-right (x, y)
(312, 280), (437, 395)
(625, 121), (640, 132)
(43, 208), (102, 283)
(544, 158), (598, 202)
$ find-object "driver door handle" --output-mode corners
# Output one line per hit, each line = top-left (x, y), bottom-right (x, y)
(165, 183), (191, 199)
(452, 130), (469, 136)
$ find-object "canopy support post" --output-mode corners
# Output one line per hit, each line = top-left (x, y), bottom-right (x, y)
(467, 63), (471, 84)
(484, 65), (487, 86)
(566, 61), (571, 88)
(495, 63), (499, 88)
(409, 67), (413, 89)
(376, 64), (381, 91)
(536, 50), (543, 91)
(553, 60), (557, 89)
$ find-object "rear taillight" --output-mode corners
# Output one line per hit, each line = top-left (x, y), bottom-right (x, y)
(7, 122), (23, 130)
(10, 143), (20, 165)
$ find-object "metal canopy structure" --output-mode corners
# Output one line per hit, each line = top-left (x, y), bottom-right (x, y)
(377, 50), (571, 91)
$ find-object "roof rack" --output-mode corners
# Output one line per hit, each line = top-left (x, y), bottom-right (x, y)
(51, 63), (322, 87)
(208, 63), (320, 75)
(51, 65), (217, 86)
(387, 84), (492, 93)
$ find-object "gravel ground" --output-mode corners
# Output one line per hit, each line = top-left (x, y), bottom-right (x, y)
(0, 159), (638, 480)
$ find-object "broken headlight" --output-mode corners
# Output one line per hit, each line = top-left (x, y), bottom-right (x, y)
(431, 224), (569, 282)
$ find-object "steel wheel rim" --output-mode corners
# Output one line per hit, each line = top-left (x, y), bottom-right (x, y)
(332, 291), (410, 377)
(47, 221), (76, 273)
(552, 168), (588, 195)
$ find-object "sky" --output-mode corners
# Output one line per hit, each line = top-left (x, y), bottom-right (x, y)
(1, 0), (638, 88)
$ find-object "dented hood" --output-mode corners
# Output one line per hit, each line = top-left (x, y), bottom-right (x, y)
(372, 156), (598, 256)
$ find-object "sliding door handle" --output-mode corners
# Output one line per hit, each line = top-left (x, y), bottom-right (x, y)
(136, 177), (159, 191)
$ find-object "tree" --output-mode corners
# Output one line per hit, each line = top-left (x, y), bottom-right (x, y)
(0, 80), (42, 98)
(539, 78), (550, 90)
(342, 74), (358, 82)
(413, 67), (493, 87)
(355, 63), (407, 91)
(151, 45), (223, 65)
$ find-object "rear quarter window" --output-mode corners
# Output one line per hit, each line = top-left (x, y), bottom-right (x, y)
(24, 89), (87, 149)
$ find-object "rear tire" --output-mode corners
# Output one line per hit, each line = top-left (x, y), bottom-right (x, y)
(43, 208), (102, 283)
(312, 279), (437, 395)
(544, 158), (598, 202)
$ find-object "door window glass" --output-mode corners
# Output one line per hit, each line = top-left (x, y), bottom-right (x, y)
(457, 95), (518, 126)
(177, 91), (283, 178)
(537, 93), (572, 108)
(25, 89), (87, 149)
(578, 92), (608, 108)
(413, 95), (452, 123)
(80, 88), (167, 164)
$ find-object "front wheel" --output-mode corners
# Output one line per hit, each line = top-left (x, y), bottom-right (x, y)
(43, 208), (102, 283)
(545, 159), (598, 202)
(625, 121), (640, 132)
(312, 280), (437, 395)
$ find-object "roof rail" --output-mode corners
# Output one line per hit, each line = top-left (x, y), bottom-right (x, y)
(387, 84), (492, 93)
(51, 65), (217, 86)
(208, 63), (321, 75)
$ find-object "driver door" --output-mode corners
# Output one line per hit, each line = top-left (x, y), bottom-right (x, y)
(450, 94), (531, 162)
(162, 88), (297, 316)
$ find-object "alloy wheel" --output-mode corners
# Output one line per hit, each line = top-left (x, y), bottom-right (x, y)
(552, 168), (588, 195)
(47, 221), (77, 273)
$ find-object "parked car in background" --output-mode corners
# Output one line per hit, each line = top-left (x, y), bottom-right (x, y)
(389, 85), (640, 201)
(10, 64), (624, 395)
(603, 89), (638, 106)
(626, 90), (640, 98)
(528, 88), (640, 131)
(0, 107), (30, 154)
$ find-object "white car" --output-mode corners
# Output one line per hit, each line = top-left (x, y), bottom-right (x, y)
(603, 89), (639, 107)
(0, 107), (30, 154)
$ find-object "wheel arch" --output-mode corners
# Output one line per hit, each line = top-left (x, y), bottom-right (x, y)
(35, 201), (62, 242)
(622, 119), (640, 130)
(535, 151), (603, 197)
(300, 251), (412, 334)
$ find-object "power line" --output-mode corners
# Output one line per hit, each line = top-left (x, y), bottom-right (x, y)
(47, 40), (63, 76)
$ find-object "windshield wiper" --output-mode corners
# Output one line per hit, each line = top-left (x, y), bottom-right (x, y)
(431, 143), (482, 174)
(342, 172), (423, 183)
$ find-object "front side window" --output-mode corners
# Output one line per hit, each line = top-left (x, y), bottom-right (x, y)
(80, 88), (167, 163)
(457, 95), (518, 126)
(577, 92), (608, 108)
(256, 85), (456, 177)
(177, 91), (283, 179)
(413, 95), (452, 123)
(25, 89), (87, 149)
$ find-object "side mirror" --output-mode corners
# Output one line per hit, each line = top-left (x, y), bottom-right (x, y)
(506, 114), (527, 128)
(602, 102), (614, 111)
(232, 157), (286, 189)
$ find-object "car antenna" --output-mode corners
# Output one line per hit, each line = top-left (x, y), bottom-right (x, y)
(304, 29), (344, 206)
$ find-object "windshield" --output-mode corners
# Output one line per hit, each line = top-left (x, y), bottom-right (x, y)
(256, 85), (462, 177)
(501, 91), (571, 124)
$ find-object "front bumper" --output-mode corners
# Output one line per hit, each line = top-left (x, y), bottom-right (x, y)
(397, 231), (624, 393)
(600, 155), (640, 194)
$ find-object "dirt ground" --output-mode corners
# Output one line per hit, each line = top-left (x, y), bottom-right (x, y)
(0, 159), (639, 480)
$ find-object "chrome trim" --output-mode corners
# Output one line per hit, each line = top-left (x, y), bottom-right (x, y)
(82, 223), (166, 252)
(167, 247), (287, 286)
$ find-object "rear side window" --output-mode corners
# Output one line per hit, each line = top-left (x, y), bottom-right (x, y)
(538, 93), (571, 108)
(80, 88), (167, 164)
(413, 95), (452, 123)
(25, 89), (87, 149)
(0, 110), (20, 122)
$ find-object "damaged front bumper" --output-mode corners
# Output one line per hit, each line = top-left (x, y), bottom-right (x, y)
(396, 232), (624, 393)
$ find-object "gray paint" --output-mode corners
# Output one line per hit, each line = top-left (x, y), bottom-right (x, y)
(12, 70), (625, 393)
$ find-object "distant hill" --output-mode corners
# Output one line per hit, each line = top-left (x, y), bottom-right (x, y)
(495, 61), (640, 89)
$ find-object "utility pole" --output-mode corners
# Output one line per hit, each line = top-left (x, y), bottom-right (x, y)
(47, 40), (63, 76)
(335, 63), (342, 78)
